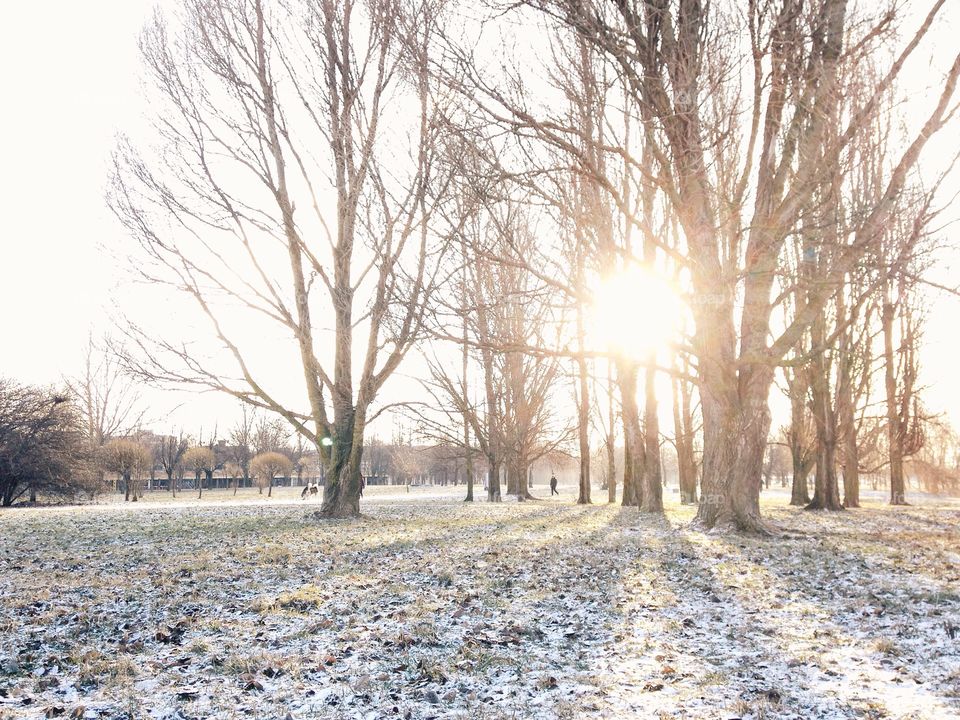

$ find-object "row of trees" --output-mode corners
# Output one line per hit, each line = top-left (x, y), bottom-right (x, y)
(0, 373), (303, 506)
(108, 0), (960, 530)
(98, 438), (294, 500)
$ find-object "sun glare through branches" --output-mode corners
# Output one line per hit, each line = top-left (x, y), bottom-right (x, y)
(589, 265), (684, 361)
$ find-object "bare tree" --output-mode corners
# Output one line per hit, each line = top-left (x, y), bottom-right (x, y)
(882, 278), (927, 505)
(183, 445), (216, 499)
(227, 405), (256, 492)
(66, 336), (145, 448)
(672, 354), (699, 505)
(101, 439), (152, 502)
(111, 0), (456, 518)
(253, 417), (288, 457)
(449, 0), (960, 531)
(288, 433), (309, 487)
(156, 430), (188, 496)
(223, 461), (242, 493)
(592, 361), (619, 503)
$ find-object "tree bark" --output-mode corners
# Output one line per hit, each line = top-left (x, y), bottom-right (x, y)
(883, 301), (908, 505)
(618, 360), (644, 507)
(840, 426), (860, 508)
(575, 290), (591, 504)
(788, 364), (812, 506)
(806, 306), (843, 511)
(462, 300), (474, 502)
(836, 296), (861, 508)
(694, 363), (774, 533)
(673, 367), (697, 504)
(487, 460), (501, 503)
(318, 388), (370, 516)
(640, 359), (663, 512)
(790, 457), (811, 506)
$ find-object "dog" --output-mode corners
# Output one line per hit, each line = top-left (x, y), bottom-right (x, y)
(300, 483), (319, 499)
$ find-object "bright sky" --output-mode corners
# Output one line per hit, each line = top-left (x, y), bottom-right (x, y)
(0, 0), (242, 433)
(1, 1), (151, 377)
(2, 1), (960, 439)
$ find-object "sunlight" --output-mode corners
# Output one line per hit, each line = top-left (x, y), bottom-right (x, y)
(589, 265), (683, 360)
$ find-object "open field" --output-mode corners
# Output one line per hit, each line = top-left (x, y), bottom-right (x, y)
(1, 488), (959, 719)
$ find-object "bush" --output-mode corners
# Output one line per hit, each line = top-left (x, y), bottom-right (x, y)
(0, 379), (96, 506)
(250, 452), (293, 497)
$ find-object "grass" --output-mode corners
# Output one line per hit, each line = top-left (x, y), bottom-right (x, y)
(0, 485), (958, 719)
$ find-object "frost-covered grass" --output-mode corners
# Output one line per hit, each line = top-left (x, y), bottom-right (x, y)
(0, 486), (958, 719)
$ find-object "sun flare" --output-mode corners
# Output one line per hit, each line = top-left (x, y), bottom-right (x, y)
(589, 265), (683, 359)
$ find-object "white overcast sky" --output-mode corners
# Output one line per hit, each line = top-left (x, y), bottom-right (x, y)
(2, 1), (960, 437)
(1, 0), (150, 360)
(0, 0), (233, 432)
(0, 0), (152, 366)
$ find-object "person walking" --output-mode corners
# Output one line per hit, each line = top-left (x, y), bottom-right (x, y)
(549, 474), (559, 496)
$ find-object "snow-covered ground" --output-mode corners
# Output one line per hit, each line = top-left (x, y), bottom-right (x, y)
(0, 486), (958, 719)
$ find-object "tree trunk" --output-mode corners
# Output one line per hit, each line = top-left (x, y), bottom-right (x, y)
(487, 459), (501, 502)
(841, 434), (860, 508)
(507, 462), (521, 500)
(460, 238), (474, 503)
(621, 441), (635, 506)
(673, 369), (697, 504)
(786, 357), (813, 506)
(806, 308), (843, 511)
(480, 332), (501, 504)
(318, 407), (366, 517)
(464, 462), (474, 502)
(672, 376), (686, 502)
(690, 0), (849, 532)
(671, 358), (697, 505)
(790, 452), (811, 506)
(606, 432), (616, 504)
(837, 355), (861, 509)
(605, 362), (617, 503)
(694, 365), (773, 533)
(618, 361), (642, 507)
(806, 413), (843, 512)
(640, 359), (663, 512)
(883, 301), (908, 505)
(575, 351), (591, 504)
(521, 459), (533, 500)
(318, 456), (364, 516)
